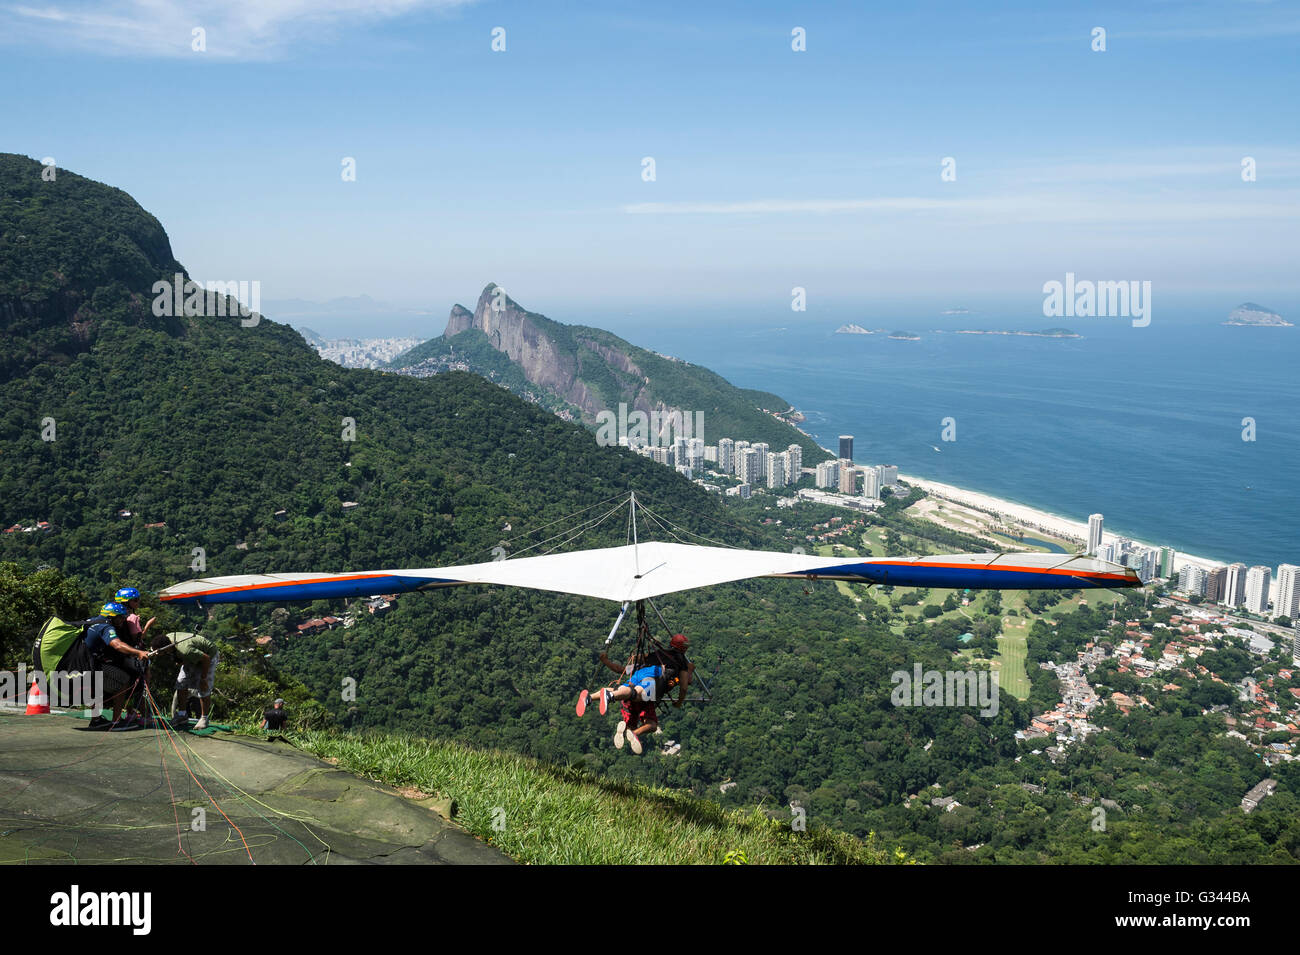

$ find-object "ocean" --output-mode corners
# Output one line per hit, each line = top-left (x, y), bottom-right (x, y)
(609, 316), (1300, 570)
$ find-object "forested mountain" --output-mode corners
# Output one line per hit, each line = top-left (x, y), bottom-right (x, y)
(3, 153), (1298, 863)
(389, 284), (824, 459)
(0, 153), (731, 588)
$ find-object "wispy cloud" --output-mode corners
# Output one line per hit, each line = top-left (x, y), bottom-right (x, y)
(623, 193), (1300, 224)
(2, 0), (477, 59)
(623, 198), (965, 215)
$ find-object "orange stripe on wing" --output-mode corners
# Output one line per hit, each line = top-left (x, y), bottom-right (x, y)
(158, 572), (400, 601)
(848, 560), (1136, 582)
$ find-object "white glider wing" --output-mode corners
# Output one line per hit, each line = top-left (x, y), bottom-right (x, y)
(158, 542), (1138, 605)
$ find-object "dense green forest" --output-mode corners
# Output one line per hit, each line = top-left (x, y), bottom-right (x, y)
(3, 152), (1298, 863)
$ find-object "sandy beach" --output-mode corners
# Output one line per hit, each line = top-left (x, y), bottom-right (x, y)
(901, 473), (1231, 573)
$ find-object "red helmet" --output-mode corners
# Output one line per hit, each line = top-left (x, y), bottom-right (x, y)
(670, 633), (688, 650)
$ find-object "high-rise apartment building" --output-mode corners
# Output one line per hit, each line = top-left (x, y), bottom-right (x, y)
(1088, 514), (1104, 556)
(1245, 566), (1271, 615)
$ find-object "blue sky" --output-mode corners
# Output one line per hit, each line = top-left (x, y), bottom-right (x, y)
(2, 0), (1298, 334)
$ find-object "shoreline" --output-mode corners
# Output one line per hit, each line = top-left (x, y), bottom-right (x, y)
(899, 472), (1233, 574)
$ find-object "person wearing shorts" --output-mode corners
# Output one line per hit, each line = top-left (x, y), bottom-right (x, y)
(617, 697), (658, 751)
(587, 636), (694, 754)
(159, 632), (219, 730)
(582, 650), (661, 753)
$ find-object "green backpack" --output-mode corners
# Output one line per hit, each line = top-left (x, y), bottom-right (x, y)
(32, 615), (97, 674)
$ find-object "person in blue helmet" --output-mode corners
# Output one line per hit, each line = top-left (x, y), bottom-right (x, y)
(114, 587), (156, 726)
(114, 587), (157, 646)
(83, 602), (150, 730)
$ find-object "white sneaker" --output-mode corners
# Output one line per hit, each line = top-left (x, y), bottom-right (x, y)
(193, 716), (209, 730)
(627, 730), (643, 755)
(614, 720), (627, 749)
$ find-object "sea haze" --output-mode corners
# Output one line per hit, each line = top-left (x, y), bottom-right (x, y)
(607, 316), (1300, 570)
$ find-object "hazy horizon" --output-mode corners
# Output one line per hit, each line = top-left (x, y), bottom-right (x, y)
(266, 288), (1296, 340)
(4, 1), (1297, 317)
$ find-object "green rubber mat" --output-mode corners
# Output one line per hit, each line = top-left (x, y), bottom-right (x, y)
(66, 712), (232, 733)
(0, 711), (511, 864)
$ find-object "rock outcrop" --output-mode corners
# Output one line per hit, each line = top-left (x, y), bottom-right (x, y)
(442, 284), (660, 424)
(1224, 303), (1291, 326)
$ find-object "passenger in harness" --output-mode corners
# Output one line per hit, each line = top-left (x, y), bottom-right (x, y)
(594, 649), (661, 752)
(114, 587), (155, 727)
(594, 634), (694, 754)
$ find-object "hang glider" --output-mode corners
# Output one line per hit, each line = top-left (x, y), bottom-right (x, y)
(158, 540), (1139, 606)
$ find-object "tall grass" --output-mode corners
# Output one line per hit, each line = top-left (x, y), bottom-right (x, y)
(292, 730), (908, 865)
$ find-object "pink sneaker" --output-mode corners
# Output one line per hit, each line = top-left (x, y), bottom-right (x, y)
(598, 688), (609, 716)
(576, 689), (589, 717)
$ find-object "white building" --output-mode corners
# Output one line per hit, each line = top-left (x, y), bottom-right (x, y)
(786, 444), (802, 482)
(1178, 563), (1206, 597)
(1087, 514), (1104, 556)
(1245, 565), (1271, 615)
(880, 465), (899, 486)
(862, 466), (882, 499)
(687, 437), (705, 473)
(732, 441), (750, 475)
(815, 460), (839, 489)
(1130, 547), (1159, 583)
(737, 448), (761, 486)
(838, 466), (858, 495)
(717, 438), (734, 474)
(1275, 564), (1300, 621)
(766, 452), (787, 489)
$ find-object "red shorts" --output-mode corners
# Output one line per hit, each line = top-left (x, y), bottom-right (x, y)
(621, 698), (657, 729)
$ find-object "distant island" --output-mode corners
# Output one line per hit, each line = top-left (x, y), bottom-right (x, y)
(834, 323), (886, 335)
(1224, 303), (1291, 326)
(940, 307), (972, 315)
(954, 327), (1080, 338)
(888, 331), (921, 341)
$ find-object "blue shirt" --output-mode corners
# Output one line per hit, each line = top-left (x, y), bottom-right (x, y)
(84, 621), (124, 661)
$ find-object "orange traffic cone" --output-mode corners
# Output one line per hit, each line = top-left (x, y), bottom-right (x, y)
(25, 676), (50, 714)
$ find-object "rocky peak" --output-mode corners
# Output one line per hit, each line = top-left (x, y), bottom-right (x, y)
(444, 283), (581, 400)
(445, 303), (475, 336)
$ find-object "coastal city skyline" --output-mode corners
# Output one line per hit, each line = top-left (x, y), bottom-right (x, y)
(605, 419), (1300, 629)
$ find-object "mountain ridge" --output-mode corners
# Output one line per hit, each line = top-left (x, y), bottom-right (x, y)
(391, 284), (826, 457)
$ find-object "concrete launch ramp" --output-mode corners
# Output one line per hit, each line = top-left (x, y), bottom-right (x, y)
(0, 710), (511, 865)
